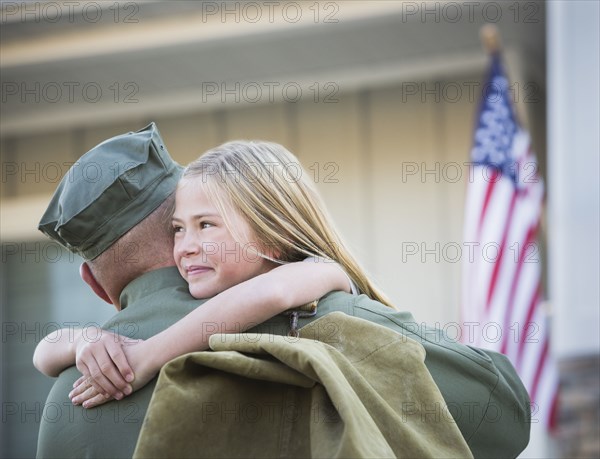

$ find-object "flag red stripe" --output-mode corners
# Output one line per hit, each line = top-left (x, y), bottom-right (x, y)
(516, 284), (541, 370)
(500, 224), (537, 354)
(477, 171), (499, 238)
(486, 189), (518, 312)
(529, 338), (549, 403)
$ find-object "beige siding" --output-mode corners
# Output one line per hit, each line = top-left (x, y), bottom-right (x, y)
(370, 84), (444, 322)
(295, 93), (368, 270)
(5, 130), (73, 198)
(153, 112), (221, 165)
(224, 103), (293, 147)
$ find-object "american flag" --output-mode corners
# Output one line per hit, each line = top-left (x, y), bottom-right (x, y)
(461, 53), (559, 428)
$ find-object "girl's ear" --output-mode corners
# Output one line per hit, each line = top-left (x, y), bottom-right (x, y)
(79, 262), (112, 305)
(262, 243), (282, 263)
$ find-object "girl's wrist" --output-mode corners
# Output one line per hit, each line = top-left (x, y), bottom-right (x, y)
(142, 335), (170, 372)
(69, 328), (85, 360)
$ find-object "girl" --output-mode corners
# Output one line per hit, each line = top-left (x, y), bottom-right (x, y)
(34, 140), (392, 407)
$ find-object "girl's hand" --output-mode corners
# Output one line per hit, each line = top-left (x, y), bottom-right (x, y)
(69, 376), (113, 408)
(119, 339), (161, 393)
(74, 328), (136, 400)
(71, 339), (160, 408)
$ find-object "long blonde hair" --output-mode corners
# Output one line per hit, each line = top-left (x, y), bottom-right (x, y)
(183, 140), (394, 308)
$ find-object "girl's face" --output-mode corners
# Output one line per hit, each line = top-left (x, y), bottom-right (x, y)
(172, 178), (275, 299)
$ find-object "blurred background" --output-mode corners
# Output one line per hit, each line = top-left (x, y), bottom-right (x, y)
(1, 1), (598, 458)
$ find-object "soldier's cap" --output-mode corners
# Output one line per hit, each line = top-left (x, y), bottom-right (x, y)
(38, 122), (183, 260)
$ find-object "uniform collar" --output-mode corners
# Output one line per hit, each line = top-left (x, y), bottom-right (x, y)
(119, 266), (188, 310)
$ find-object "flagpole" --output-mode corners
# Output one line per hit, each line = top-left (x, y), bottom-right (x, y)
(480, 23), (501, 54)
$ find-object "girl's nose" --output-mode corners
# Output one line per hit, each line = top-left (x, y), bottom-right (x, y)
(176, 231), (200, 257)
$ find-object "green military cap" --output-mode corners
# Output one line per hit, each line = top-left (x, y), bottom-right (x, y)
(38, 122), (182, 260)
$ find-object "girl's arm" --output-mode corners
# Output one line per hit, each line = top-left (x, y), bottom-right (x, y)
(33, 326), (135, 397)
(33, 327), (83, 377)
(71, 259), (350, 406)
(144, 258), (349, 373)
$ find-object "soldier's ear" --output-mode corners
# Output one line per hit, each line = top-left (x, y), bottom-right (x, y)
(79, 262), (112, 305)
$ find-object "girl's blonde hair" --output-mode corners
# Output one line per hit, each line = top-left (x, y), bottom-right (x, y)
(183, 140), (394, 309)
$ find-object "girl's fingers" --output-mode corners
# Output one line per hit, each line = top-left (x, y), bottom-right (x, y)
(69, 379), (93, 399)
(105, 343), (134, 388)
(70, 384), (97, 405)
(87, 353), (123, 399)
(72, 374), (87, 389)
(82, 393), (112, 409)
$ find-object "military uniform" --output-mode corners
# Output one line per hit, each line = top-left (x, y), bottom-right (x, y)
(36, 268), (204, 458)
(38, 267), (529, 458)
(254, 283), (531, 458)
(297, 291), (531, 458)
(37, 123), (186, 458)
(134, 312), (475, 459)
(36, 123), (530, 458)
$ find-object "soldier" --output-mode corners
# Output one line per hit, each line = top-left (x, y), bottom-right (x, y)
(36, 124), (530, 458)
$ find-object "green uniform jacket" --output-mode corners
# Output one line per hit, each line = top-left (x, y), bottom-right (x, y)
(133, 313), (474, 458)
(37, 268), (203, 459)
(37, 267), (530, 459)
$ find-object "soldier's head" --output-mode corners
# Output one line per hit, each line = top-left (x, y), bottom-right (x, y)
(39, 123), (182, 309)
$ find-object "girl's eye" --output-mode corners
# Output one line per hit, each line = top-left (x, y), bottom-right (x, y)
(172, 225), (183, 233)
(200, 222), (214, 230)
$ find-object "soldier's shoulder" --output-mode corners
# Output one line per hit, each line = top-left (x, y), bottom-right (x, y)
(318, 292), (416, 326)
